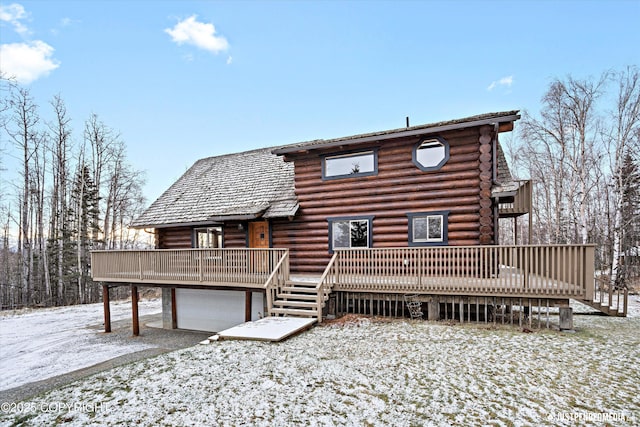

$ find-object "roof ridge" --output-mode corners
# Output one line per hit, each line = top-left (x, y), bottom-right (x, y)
(273, 110), (520, 154)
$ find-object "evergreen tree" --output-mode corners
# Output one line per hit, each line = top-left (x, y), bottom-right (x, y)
(620, 152), (640, 285)
(69, 164), (101, 304)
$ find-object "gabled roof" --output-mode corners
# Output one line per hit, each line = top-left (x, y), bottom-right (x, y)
(131, 148), (297, 228)
(273, 110), (520, 155)
(133, 110), (521, 229)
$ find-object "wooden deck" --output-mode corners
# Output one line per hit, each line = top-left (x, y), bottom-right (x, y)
(332, 268), (586, 298)
(92, 245), (629, 322)
(91, 248), (288, 289)
(319, 245), (595, 300)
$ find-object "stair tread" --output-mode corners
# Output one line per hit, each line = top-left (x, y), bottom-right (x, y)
(277, 293), (318, 300)
(286, 281), (318, 287)
(273, 300), (317, 308)
(271, 307), (318, 316)
(281, 287), (317, 293)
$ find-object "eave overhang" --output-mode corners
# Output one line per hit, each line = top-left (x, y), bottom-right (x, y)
(273, 113), (520, 156)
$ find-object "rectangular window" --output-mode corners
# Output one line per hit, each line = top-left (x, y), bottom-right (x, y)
(407, 211), (449, 246)
(323, 150), (377, 180)
(328, 216), (374, 252)
(194, 227), (223, 248)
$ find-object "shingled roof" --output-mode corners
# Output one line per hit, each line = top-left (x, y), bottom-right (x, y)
(131, 148), (297, 228)
(133, 111), (521, 229)
(273, 110), (520, 154)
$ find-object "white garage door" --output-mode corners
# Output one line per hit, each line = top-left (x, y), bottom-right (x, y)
(175, 289), (264, 332)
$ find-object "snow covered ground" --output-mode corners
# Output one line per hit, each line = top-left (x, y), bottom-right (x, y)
(1, 295), (639, 426)
(0, 298), (161, 391)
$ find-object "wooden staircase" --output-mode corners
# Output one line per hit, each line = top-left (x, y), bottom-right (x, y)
(270, 280), (326, 319)
(580, 297), (628, 317)
(579, 281), (629, 317)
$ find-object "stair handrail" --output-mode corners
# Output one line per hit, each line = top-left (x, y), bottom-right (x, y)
(315, 252), (339, 323)
(263, 249), (290, 317)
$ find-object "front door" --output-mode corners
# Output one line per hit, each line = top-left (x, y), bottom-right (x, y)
(248, 220), (270, 248)
(248, 220), (270, 273)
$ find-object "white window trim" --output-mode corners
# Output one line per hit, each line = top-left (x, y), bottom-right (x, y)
(413, 215), (444, 243)
(407, 211), (449, 246)
(194, 226), (223, 248)
(327, 216), (374, 253)
(322, 150), (378, 180)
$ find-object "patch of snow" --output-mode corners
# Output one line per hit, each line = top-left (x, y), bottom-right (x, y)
(0, 297), (638, 426)
(0, 299), (161, 391)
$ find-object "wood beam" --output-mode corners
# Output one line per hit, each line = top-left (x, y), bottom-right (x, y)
(245, 291), (252, 322)
(131, 284), (139, 336)
(171, 288), (177, 329)
(498, 122), (514, 132)
(102, 284), (111, 333)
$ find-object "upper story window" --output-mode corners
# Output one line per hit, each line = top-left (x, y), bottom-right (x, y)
(328, 216), (374, 252)
(322, 150), (377, 180)
(194, 226), (223, 248)
(407, 211), (449, 246)
(413, 137), (449, 171)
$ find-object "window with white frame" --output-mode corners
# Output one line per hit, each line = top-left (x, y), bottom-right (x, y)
(323, 151), (377, 179)
(194, 226), (223, 248)
(328, 216), (374, 252)
(413, 137), (449, 171)
(407, 211), (449, 246)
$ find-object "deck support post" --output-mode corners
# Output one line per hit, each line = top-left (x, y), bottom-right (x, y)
(102, 284), (111, 333)
(131, 284), (139, 336)
(171, 288), (177, 329)
(427, 299), (440, 321)
(245, 291), (252, 322)
(559, 306), (574, 331)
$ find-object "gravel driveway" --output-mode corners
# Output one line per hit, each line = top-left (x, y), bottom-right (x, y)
(0, 313), (210, 404)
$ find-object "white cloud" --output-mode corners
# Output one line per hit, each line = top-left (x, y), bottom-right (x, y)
(0, 41), (60, 84)
(487, 75), (514, 91)
(0, 3), (29, 35)
(226, 55), (232, 65)
(165, 15), (229, 54)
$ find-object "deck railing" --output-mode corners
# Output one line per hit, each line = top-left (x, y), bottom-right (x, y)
(332, 245), (595, 299)
(93, 245), (596, 300)
(499, 179), (532, 216)
(91, 248), (289, 287)
(264, 250), (290, 316)
(315, 252), (339, 322)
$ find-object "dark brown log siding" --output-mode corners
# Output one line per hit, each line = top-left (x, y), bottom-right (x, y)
(223, 221), (249, 248)
(281, 127), (490, 274)
(157, 227), (192, 249)
(157, 222), (248, 249)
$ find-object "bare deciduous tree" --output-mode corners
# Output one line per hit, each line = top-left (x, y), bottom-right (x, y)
(5, 87), (41, 305)
(520, 74), (606, 244)
(607, 67), (640, 288)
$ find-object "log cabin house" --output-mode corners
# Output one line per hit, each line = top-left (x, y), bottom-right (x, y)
(92, 111), (627, 334)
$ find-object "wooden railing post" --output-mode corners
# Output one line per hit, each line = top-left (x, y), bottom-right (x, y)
(418, 249), (422, 287)
(584, 245), (595, 300)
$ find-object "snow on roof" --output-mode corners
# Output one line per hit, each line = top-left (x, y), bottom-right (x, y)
(133, 111), (520, 228)
(132, 147), (297, 228)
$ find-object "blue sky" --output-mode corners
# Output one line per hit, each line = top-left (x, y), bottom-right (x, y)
(1, 0), (638, 203)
